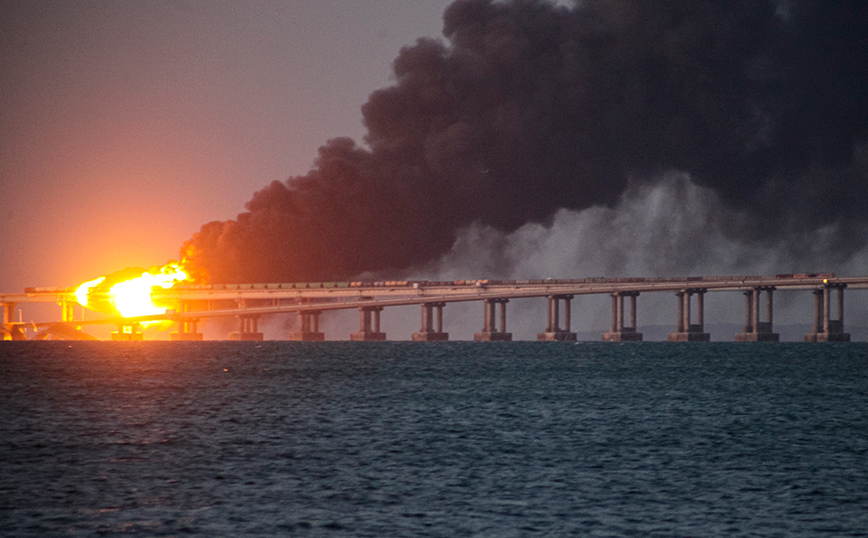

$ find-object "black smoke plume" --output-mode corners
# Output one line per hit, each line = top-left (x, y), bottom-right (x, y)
(183, 0), (868, 283)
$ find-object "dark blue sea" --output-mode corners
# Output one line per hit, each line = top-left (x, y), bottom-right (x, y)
(2, 342), (867, 537)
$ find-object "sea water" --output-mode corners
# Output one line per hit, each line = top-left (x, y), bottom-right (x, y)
(1, 341), (867, 537)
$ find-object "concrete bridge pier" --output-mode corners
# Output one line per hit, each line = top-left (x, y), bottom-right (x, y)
(603, 291), (643, 341)
(736, 287), (779, 341)
(290, 310), (325, 341)
(538, 295), (577, 341)
(2, 302), (25, 340)
(475, 298), (512, 341)
(351, 306), (386, 341)
(668, 289), (710, 341)
(61, 299), (75, 323)
(229, 315), (263, 341)
(413, 302), (448, 341)
(2, 302), (13, 325)
(171, 317), (203, 341)
(171, 301), (204, 341)
(112, 322), (144, 341)
(805, 284), (850, 342)
(229, 299), (263, 340)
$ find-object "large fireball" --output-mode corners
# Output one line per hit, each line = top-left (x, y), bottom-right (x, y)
(74, 262), (190, 321)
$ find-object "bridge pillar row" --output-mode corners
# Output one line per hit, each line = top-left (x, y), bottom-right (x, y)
(603, 291), (643, 342)
(805, 284), (850, 342)
(475, 298), (512, 341)
(351, 306), (386, 341)
(668, 289), (710, 342)
(171, 301), (204, 341)
(290, 310), (325, 341)
(736, 287), (779, 342)
(539, 295), (577, 341)
(413, 302), (448, 341)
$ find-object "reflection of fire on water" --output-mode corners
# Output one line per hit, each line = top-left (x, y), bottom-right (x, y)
(74, 262), (191, 327)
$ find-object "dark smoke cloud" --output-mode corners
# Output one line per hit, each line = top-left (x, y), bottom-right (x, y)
(183, 0), (868, 283)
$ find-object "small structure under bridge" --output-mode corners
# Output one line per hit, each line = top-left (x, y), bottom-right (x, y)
(3, 274), (867, 342)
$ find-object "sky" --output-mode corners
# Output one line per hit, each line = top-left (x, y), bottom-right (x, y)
(3, 0), (868, 339)
(1, 0), (453, 292)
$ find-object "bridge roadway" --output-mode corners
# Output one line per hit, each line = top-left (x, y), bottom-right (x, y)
(2, 274), (867, 341)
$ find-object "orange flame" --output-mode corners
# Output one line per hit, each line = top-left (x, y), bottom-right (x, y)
(74, 261), (191, 323)
(74, 276), (105, 307)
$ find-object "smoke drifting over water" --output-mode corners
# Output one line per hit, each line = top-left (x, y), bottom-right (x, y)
(183, 0), (868, 283)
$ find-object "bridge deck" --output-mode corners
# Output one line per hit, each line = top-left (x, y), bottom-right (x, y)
(3, 274), (867, 328)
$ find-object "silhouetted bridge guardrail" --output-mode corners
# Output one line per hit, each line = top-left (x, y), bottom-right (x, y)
(3, 273), (866, 342)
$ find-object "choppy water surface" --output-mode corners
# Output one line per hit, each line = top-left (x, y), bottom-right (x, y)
(1, 341), (867, 536)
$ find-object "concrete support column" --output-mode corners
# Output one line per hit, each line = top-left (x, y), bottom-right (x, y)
(60, 300), (74, 323)
(750, 288), (760, 333)
(290, 310), (325, 341)
(805, 284), (849, 342)
(683, 291), (692, 333)
(544, 296), (561, 332)
(422, 303), (433, 332)
(499, 300), (507, 334)
(476, 299), (512, 341)
(602, 292), (642, 342)
(823, 287), (831, 334)
(229, 299), (263, 341)
(838, 287), (844, 328)
(615, 293), (624, 332)
(546, 298), (553, 332)
(2, 302), (23, 341)
(413, 302), (448, 341)
(172, 301), (204, 341)
(2, 302), (14, 325)
(360, 308), (371, 332)
(752, 289), (760, 334)
(351, 306), (386, 341)
(550, 296), (560, 332)
(112, 322), (144, 341)
(743, 291), (754, 333)
(812, 290), (823, 334)
(483, 300), (493, 333)
(539, 295), (577, 341)
(767, 289), (774, 327)
(669, 289), (709, 342)
(737, 287), (778, 342)
(229, 315), (263, 341)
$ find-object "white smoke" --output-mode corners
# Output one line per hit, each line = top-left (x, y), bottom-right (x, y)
(412, 174), (868, 340)
(251, 174), (868, 341)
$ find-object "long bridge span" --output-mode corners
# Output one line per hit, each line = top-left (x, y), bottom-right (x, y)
(2, 273), (866, 342)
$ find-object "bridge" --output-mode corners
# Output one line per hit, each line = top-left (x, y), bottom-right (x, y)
(2, 273), (866, 342)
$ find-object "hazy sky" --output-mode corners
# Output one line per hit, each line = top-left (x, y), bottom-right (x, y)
(4, 0), (868, 339)
(1, 0), (452, 291)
